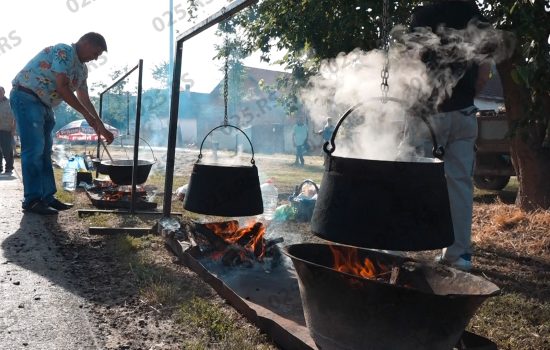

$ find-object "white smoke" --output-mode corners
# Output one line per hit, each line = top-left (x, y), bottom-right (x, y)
(300, 21), (514, 161)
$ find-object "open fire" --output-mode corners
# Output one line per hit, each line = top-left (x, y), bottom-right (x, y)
(85, 179), (157, 209)
(192, 220), (283, 267)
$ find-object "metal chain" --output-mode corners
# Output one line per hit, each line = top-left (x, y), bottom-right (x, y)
(380, 0), (390, 103)
(223, 45), (229, 126)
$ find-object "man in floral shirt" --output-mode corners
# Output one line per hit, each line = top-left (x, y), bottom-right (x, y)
(10, 32), (114, 215)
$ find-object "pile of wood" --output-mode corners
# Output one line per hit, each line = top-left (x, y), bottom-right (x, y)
(192, 221), (283, 267)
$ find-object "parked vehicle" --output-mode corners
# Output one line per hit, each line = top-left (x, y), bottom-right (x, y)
(474, 109), (515, 190)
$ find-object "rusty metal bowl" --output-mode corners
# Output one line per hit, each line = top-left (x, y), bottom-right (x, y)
(284, 243), (500, 350)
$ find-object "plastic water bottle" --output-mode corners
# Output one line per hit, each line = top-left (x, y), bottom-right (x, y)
(260, 179), (278, 220)
(62, 167), (77, 191)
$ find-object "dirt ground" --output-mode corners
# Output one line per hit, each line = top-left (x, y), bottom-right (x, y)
(41, 200), (549, 350)
(37, 148), (548, 350)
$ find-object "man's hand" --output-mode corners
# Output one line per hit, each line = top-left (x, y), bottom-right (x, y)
(96, 122), (114, 144)
(87, 116), (114, 144)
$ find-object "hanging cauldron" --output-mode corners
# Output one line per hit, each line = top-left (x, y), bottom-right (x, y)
(184, 125), (263, 217)
(284, 243), (500, 350)
(310, 101), (453, 251)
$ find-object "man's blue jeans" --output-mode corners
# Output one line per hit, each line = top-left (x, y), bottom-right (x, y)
(9, 89), (56, 207)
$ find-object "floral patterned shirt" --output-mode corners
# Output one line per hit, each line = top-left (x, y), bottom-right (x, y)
(12, 43), (88, 107)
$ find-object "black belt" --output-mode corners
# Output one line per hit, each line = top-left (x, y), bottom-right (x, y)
(13, 85), (49, 107)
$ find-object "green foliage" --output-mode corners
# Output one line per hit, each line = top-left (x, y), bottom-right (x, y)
(478, 0), (550, 131)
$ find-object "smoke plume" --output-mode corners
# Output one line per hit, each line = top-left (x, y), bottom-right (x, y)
(300, 20), (515, 161)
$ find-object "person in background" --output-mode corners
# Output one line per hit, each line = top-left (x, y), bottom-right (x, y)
(317, 117), (335, 144)
(404, 0), (492, 271)
(0, 86), (16, 176)
(292, 117), (309, 167)
(10, 32), (114, 215)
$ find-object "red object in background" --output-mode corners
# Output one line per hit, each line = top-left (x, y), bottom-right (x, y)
(55, 119), (119, 141)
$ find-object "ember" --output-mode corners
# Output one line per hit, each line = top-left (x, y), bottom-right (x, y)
(193, 221), (282, 267)
(85, 179), (157, 209)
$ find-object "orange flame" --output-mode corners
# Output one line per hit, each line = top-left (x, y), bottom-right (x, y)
(329, 245), (386, 279)
(205, 221), (266, 259)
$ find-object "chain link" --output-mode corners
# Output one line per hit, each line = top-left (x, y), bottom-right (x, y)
(223, 45), (229, 126)
(380, 0), (390, 103)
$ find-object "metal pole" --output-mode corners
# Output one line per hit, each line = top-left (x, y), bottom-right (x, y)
(126, 92), (130, 135)
(162, 40), (183, 217)
(130, 59), (144, 214)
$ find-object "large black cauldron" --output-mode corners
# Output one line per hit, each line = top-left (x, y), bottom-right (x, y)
(284, 243), (500, 350)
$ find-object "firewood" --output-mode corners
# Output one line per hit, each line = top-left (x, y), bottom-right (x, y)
(194, 224), (228, 251)
(236, 222), (264, 246)
(265, 237), (284, 250)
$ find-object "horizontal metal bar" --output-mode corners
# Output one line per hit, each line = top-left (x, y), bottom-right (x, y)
(176, 0), (258, 43)
(77, 209), (182, 217)
(99, 62), (140, 97)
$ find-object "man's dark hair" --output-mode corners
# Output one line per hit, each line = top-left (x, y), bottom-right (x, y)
(78, 32), (107, 52)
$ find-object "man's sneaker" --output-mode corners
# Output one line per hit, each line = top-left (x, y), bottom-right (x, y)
(3, 170), (13, 176)
(23, 201), (58, 215)
(435, 254), (472, 272)
(48, 198), (74, 211)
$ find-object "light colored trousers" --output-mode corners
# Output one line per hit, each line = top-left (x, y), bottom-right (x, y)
(401, 106), (478, 260)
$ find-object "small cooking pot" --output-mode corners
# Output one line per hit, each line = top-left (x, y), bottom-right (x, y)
(311, 100), (453, 251)
(183, 124), (263, 217)
(94, 136), (156, 185)
(100, 159), (155, 185)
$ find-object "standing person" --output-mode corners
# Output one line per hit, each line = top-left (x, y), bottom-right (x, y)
(10, 32), (114, 215)
(317, 117), (335, 144)
(292, 117), (309, 167)
(404, 1), (491, 271)
(0, 86), (16, 176)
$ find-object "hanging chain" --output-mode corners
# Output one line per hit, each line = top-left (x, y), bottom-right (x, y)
(223, 43), (229, 126)
(380, 0), (390, 103)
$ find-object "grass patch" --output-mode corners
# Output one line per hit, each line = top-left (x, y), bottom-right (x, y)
(177, 297), (275, 349)
(470, 293), (550, 350)
(84, 213), (119, 227)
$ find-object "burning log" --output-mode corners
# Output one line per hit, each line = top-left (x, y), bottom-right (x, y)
(193, 221), (282, 267)
(194, 223), (229, 251)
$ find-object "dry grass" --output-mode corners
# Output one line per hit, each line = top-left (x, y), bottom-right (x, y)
(473, 201), (550, 259)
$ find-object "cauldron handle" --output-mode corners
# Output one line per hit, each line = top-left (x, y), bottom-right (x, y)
(197, 124), (256, 165)
(110, 134), (158, 162)
(324, 99), (444, 159)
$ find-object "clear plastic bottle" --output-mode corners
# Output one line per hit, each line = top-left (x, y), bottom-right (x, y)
(62, 167), (77, 191)
(260, 179), (278, 221)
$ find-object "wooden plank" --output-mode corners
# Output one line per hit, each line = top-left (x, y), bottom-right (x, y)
(88, 227), (153, 236)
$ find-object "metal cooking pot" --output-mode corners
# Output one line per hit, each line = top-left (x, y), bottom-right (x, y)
(284, 243), (500, 350)
(94, 136), (156, 185)
(100, 159), (155, 185)
(311, 101), (454, 251)
(184, 125), (263, 217)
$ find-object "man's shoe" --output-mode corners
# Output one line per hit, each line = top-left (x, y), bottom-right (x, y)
(48, 198), (74, 211)
(23, 201), (58, 215)
(435, 254), (472, 272)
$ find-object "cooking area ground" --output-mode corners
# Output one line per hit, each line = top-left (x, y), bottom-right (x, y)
(10, 148), (546, 349)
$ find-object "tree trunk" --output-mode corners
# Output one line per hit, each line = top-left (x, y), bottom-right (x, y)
(497, 59), (550, 211)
